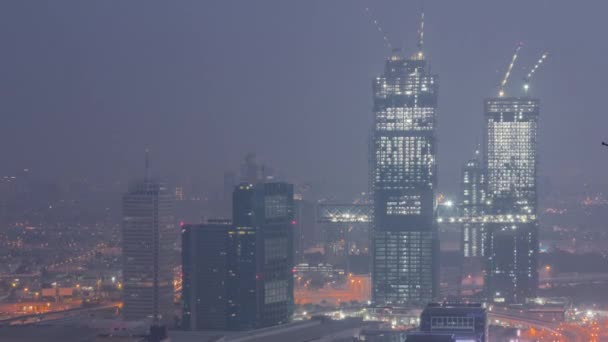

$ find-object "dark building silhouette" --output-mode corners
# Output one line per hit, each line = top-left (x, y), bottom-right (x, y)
(370, 44), (439, 305)
(181, 220), (235, 330)
(483, 97), (539, 304)
(232, 182), (295, 328)
(240, 153), (261, 184)
(293, 197), (316, 263)
(181, 182), (294, 331)
(412, 303), (487, 342)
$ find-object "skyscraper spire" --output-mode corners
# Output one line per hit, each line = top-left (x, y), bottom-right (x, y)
(145, 148), (150, 182)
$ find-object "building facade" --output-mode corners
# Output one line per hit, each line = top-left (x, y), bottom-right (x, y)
(483, 97), (539, 303)
(122, 179), (176, 324)
(460, 151), (486, 258)
(371, 48), (439, 306)
(414, 303), (487, 342)
(181, 221), (236, 330)
(232, 182), (294, 329)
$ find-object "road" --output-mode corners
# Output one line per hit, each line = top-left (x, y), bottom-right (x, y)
(0, 302), (120, 326)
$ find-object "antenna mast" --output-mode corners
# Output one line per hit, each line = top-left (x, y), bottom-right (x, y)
(145, 148), (150, 181)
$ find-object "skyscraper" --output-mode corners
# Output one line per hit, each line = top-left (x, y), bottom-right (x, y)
(232, 182), (294, 329)
(122, 162), (177, 324)
(460, 150), (486, 258)
(181, 220), (236, 330)
(370, 29), (439, 305)
(483, 97), (539, 303)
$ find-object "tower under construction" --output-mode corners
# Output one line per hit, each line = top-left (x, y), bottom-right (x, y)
(370, 12), (439, 306)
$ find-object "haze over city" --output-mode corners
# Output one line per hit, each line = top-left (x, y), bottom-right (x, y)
(1, 1), (608, 341)
(1, 1), (607, 196)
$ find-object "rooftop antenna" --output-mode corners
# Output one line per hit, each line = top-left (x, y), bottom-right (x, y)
(145, 148), (150, 181)
(363, 5), (393, 50)
(523, 52), (549, 94)
(498, 43), (523, 97)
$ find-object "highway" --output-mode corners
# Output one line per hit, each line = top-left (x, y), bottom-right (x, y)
(489, 310), (588, 341)
(0, 302), (120, 326)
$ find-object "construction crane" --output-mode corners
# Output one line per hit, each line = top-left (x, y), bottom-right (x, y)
(363, 5), (393, 50)
(415, 8), (425, 60)
(498, 43), (523, 97)
(523, 52), (549, 94)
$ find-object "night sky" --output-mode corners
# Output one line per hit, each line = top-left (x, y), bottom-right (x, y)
(1, 1), (606, 198)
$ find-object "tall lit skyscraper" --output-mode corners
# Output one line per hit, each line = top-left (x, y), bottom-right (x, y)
(122, 158), (177, 324)
(483, 97), (539, 303)
(460, 150), (486, 258)
(371, 30), (439, 305)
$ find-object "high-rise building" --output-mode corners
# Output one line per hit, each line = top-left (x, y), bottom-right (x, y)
(460, 150), (486, 258)
(293, 198), (316, 263)
(232, 182), (294, 329)
(370, 41), (439, 305)
(181, 220), (236, 330)
(483, 97), (539, 303)
(122, 170), (176, 324)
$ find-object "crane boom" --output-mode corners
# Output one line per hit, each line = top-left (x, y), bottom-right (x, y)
(523, 52), (549, 93)
(498, 43), (523, 97)
(364, 6), (392, 50)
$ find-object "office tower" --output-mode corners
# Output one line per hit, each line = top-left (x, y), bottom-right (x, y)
(122, 165), (176, 324)
(181, 220), (235, 330)
(483, 97), (539, 303)
(293, 197), (316, 263)
(232, 182), (294, 329)
(460, 150), (486, 258)
(370, 37), (439, 305)
(409, 303), (487, 342)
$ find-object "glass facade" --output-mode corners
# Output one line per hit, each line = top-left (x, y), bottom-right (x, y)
(483, 97), (539, 303)
(232, 182), (294, 329)
(460, 152), (486, 258)
(371, 50), (439, 306)
(181, 222), (236, 330)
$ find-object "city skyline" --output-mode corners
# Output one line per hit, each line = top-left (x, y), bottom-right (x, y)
(1, 2), (607, 341)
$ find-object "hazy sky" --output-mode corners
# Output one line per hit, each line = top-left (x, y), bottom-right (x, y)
(1, 1), (607, 198)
